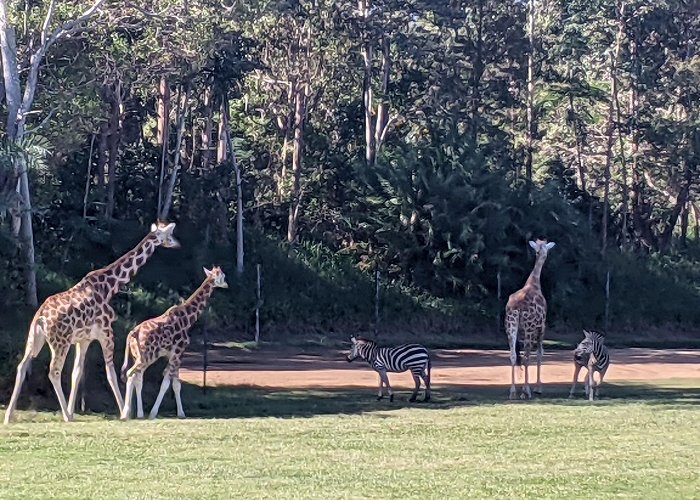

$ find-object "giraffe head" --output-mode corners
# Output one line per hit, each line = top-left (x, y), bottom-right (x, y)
(203, 266), (229, 288)
(528, 239), (556, 259)
(150, 221), (181, 249)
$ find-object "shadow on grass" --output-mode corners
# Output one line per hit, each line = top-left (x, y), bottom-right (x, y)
(144, 380), (700, 420)
(3, 379), (698, 423)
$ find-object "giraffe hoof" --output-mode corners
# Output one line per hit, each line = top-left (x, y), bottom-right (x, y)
(177, 413), (186, 419)
(389, 394), (394, 402)
(409, 396), (417, 403)
(424, 395), (431, 402)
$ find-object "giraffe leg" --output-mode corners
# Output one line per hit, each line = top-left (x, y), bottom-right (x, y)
(409, 372), (420, 402)
(67, 340), (91, 417)
(97, 332), (124, 414)
(4, 331), (46, 425)
(121, 373), (136, 420)
(521, 349), (532, 400)
(150, 374), (172, 420)
(534, 340), (544, 394)
(505, 312), (519, 400)
(172, 375), (186, 418)
(47, 343), (72, 422)
(569, 364), (582, 399)
(135, 372), (145, 419)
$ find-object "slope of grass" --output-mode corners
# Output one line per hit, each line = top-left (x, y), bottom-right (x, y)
(1, 382), (698, 499)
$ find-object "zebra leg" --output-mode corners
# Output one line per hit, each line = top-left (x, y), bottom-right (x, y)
(377, 373), (384, 401)
(379, 371), (394, 402)
(569, 364), (582, 399)
(596, 368), (607, 399)
(587, 364), (595, 401)
(409, 372), (420, 402)
(421, 369), (431, 402)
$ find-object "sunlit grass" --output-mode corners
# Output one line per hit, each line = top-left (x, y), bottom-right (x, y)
(1, 381), (698, 499)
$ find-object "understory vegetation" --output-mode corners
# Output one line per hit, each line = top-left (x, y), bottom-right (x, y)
(1, 0), (700, 390)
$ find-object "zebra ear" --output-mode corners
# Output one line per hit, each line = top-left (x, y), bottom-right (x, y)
(582, 329), (592, 339)
(350, 336), (357, 344)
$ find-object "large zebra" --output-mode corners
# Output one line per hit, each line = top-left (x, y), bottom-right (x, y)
(346, 336), (431, 402)
(569, 329), (610, 401)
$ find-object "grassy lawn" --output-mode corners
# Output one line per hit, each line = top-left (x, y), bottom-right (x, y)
(1, 381), (699, 499)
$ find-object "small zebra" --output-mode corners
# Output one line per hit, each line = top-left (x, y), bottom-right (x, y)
(346, 336), (432, 402)
(569, 329), (610, 401)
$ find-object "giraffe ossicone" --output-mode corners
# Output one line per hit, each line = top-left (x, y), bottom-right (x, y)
(3, 221), (181, 425)
(120, 266), (229, 420)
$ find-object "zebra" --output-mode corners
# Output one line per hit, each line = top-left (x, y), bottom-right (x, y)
(346, 336), (431, 402)
(569, 329), (610, 401)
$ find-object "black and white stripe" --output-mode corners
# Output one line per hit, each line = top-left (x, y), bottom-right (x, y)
(347, 337), (431, 402)
(569, 329), (610, 401)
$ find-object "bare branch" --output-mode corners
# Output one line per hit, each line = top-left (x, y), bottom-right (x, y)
(40, 0), (57, 47)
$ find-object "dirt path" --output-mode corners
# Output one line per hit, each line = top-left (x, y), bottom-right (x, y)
(180, 347), (700, 390)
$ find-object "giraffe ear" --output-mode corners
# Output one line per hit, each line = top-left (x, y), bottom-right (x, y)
(528, 240), (537, 250)
(545, 241), (556, 250)
(203, 267), (212, 278)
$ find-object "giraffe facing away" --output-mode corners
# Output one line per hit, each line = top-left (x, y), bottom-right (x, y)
(504, 238), (556, 400)
(120, 266), (228, 420)
(3, 222), (181, 424)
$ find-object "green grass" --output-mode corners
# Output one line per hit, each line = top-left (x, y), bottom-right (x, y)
(1, 381), (699, 499)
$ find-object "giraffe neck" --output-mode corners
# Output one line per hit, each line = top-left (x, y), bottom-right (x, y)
(100, 233), (158, 300)
(525, 252), (547, 288)
(182, 278), (216, 323)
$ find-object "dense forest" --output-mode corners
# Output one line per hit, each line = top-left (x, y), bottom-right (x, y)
(1, 0), (700, 365)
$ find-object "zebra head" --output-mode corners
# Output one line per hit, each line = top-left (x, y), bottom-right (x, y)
(574, 329), (603, 364)
(346, 336), (373, 362)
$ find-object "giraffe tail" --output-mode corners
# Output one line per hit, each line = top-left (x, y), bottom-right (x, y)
(120, 331), (134, 383)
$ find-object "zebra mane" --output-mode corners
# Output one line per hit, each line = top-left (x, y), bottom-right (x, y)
(355, 337), (377, 346)
(583, 329), (606, 343)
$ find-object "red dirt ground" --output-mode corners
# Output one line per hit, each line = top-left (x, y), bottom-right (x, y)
(180, 347), (700, 390)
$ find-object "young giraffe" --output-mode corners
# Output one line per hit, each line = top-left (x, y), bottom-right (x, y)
(504, 238), (556, 400)
(3, 222), (180, 424)
(120, 266), (228, 420)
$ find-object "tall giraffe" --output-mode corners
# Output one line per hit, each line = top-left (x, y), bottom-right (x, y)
(3, 222), (181, 424)
(120, 266), (228, 420)
(504, 238), (556, 400)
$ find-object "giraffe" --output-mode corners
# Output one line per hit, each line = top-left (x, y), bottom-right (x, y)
(120, 266), (228, 420)
(3, 222), (181, 424)
(504, 238), (556, 400)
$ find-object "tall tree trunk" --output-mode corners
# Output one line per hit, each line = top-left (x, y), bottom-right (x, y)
(601, 0), (625, 257)
(525, 0), (535, 184)
(160, 83), (190, 221)
(96, 120), (108, 199)
(105, 85), (122, 220)
(360, 0), (375, 167)
(222, 98), (244, 274)
(470, 0), (484, 149)
(156, 77), (170, 216)
(287, 85), (306, 244)
(567, 69), (587, 194)
(373, 35), (391, 158)
(217, 97), (228, 164)
(201, 84), (213, 170)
